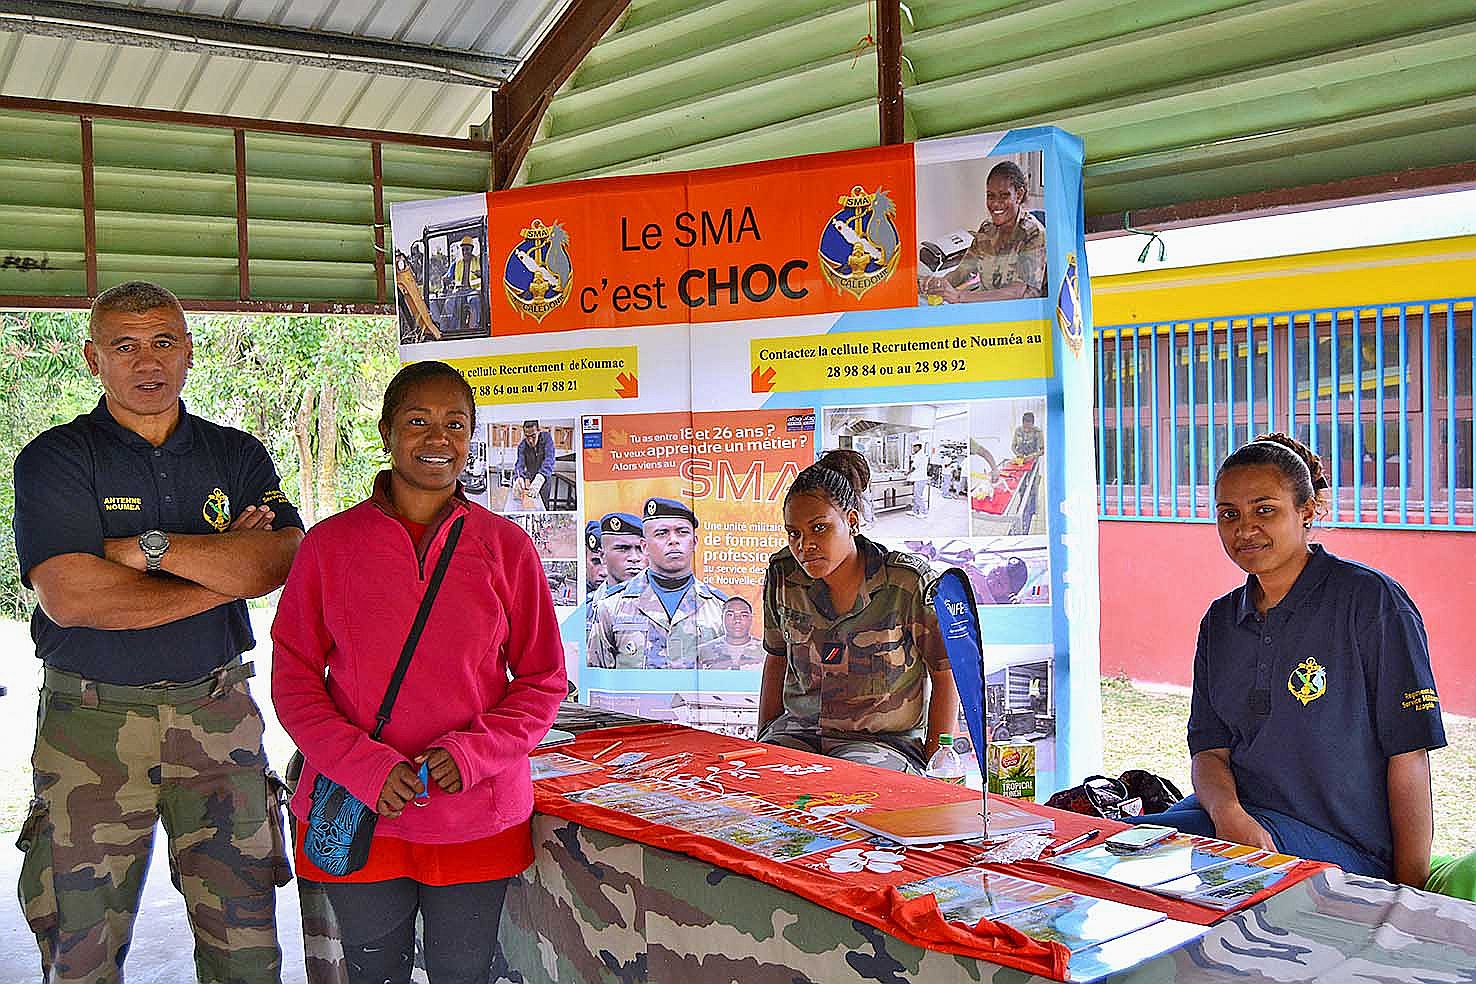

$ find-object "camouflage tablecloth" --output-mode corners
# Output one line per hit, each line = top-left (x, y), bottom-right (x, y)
(299, 814), (1476, 984)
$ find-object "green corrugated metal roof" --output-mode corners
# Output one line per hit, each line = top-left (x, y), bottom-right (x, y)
(0, 109), (490, 304)
(6, 1), (1476, 309)
(522, 0), (1476, 217)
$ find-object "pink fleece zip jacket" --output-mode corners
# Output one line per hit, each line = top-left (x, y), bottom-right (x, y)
(270, 480), (566, 843)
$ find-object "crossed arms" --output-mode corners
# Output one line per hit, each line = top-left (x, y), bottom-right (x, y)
(30, 505), (301, 631)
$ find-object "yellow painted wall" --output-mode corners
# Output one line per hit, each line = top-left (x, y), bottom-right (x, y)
(1091, 234), (1476, 326)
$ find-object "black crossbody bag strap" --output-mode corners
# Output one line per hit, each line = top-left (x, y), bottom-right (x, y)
(369, 515), (465, 742)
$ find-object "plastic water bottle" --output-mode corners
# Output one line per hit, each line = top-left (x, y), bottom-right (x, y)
(926, 733), (967, 785)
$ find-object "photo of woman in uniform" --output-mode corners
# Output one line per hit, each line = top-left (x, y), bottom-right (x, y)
(917, 153), (1047, 305)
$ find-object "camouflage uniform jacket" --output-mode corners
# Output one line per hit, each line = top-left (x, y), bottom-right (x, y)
(1011, 424), (1044, 458)
(945, 211), (1046, 297)
(584, 576), (622, 647)
(695, 635), (766, 671)
(589, 571), (727, 669)
(762, 536), (948, 743)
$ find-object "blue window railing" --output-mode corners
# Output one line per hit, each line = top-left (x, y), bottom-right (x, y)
(1095, 297), (1475, 529)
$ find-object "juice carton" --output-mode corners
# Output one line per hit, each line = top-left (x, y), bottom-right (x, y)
(988, 740), (1036, 800)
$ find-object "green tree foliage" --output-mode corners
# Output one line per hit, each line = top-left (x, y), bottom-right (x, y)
(0, 312), (103, 619)
(0, 310), (398, 619)
(186, 313), (398, 526)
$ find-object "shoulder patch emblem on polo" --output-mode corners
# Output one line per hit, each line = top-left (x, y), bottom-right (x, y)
(203, 488), (231, 532)
(1288, 657), (1327, 706)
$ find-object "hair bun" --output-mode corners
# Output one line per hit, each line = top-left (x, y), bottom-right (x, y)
(816, 448), (870, 494)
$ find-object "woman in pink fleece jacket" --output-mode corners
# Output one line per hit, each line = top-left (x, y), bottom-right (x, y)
(271, 360), (565, 984)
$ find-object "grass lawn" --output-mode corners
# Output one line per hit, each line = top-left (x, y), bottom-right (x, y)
(1100, 675), (1476, 859)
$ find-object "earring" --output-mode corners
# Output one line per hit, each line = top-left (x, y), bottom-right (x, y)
(1303, 521), (1312, 529)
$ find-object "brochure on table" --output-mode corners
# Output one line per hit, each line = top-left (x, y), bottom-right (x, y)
(1048, 833), (1301, 908)
(391, 127), (1102, 793)
(897, 868), (1207, 979)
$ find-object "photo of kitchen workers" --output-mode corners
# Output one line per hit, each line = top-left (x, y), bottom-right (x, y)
(588, 497), (728, 669)
(695, 596), (766, 670)
(823, 402), (971, 540)
(970, 397), (1048, 537)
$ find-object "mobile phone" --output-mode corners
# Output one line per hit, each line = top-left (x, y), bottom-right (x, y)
(416, 762), (431, 799)
(1103, 824), (1176, 852)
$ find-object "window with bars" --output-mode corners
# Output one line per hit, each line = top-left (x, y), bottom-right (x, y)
(1095, 298), (1475, 529)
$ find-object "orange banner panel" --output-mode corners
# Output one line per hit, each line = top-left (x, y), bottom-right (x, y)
(486, 145), (917, 336)
(685, 145), (917, 323)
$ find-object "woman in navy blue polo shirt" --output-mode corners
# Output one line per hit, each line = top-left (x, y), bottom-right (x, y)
(1142, 434), (1445, 886)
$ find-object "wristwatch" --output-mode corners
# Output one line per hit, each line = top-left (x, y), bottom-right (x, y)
(138, 529), (170, 573)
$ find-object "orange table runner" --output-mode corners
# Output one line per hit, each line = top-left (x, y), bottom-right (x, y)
(533, 722), (1325, 981)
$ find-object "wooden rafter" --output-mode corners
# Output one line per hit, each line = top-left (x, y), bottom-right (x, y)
(80, 116), (97, 297)
(493, 0), (632, 189)
(876, 0), (904, 146)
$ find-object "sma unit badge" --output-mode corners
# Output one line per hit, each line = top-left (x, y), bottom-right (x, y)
(819, 186), (901, 300)
(504, 219), (573, 322)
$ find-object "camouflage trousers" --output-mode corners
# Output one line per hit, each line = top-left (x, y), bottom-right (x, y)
(17, 662), (292, 984)
(760, 728), (926, 774)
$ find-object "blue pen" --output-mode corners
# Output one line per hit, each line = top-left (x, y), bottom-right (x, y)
(416, 762), (430, 799)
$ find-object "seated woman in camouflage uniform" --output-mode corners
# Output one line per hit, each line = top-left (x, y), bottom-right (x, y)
(757, 449), (960, 773)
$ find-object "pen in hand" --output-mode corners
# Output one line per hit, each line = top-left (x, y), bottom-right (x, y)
(1046, 828), (1101, 856)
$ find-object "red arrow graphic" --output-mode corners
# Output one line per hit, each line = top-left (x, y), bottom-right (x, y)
(751, 365), (777, 393)
(615, 372), (639, 399)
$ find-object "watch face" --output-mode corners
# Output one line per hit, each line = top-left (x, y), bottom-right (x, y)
(141, 531), (168, 553)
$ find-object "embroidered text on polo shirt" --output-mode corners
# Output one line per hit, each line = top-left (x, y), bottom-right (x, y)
(1403, 689), (1439, 712)
(102, 496), (142, 511)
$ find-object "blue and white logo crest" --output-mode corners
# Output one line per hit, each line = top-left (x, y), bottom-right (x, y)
(819, 186), (900, 299)
(503, 219), (572, 322)
(1056, 252), (1083, 357)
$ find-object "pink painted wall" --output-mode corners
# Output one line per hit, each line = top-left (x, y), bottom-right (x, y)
(1099, 522), (1476, 716)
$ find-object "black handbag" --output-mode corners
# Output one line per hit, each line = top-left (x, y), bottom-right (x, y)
(1045, 769), (1186, 821)
(1118, 769), (1186, 815)
(1044, 775), (1137, 820)
(302, 516), (464, 877)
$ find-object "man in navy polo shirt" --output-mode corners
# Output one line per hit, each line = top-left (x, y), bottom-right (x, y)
(12, 281), (303, 984)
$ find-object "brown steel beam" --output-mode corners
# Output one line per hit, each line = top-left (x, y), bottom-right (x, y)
(79, 116), (97, 297)
(876, 0), (904, 145)
(0, 295), (393, 315)
(372, 141), (387, 305)
(1087, 161), (1476, 236)
(493, 0), (631, 188)
(0, 95), (492, 152)
(234, 129), (250, 301)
